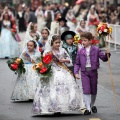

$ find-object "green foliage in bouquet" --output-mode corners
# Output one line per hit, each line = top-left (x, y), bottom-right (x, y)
(32, 54), (53, 79)
(7, 57), (26, 75)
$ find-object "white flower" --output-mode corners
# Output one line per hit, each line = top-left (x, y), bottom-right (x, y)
(104, 29), (107, 32)
(99, 30), (102, 34)
(108, 24), (110, 28)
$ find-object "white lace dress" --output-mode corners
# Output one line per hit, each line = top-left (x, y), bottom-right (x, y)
(21, 22), (41, 51)
(0, 21), (20, 58)
(32, 48), (83, 114)
(11, 51), (40, 101)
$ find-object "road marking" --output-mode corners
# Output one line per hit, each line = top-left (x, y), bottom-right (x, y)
(89, 118), (101, 120)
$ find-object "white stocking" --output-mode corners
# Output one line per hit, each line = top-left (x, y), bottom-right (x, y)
(84, 94), (91, 112)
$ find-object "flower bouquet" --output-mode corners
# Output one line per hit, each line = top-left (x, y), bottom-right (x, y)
(34, 33), (40, 42)
(11, 24), (17, 37)
(97, 22), (112, 38)
(7, 58), (25, 74)
(32, 53), (52, 79)
(11, 24), (21, 42)
(72, 18), (77, 24)
(97, 23), (118, 112)
(74, 34), (82, 45)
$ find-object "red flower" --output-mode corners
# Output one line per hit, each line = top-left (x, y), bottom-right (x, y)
(39, 47), (42, 52)
(72, 18), (77, 24)
(11, 29), (16, 33)
(12, 24), (17, 29)
(11, 63), (18, 70)
(92, 40), (99, 45)
(43, 54), (52, 64)
(11, 19), (16, 24)
(100, 26), (105, 32)
(78, 39), (82, 44)
(40, 67), (47, 74)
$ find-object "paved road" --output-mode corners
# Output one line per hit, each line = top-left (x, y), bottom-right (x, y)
(0, 50), (120, 120)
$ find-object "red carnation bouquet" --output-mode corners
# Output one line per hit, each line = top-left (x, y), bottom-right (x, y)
(32, 53), (52, 79)
(97, 22), (112, 38)
(11, 19), (21, 42)
(7, 58), (25, 74)
(11, 23), (19, 41)
(11, 22), (17, 37)
(72, 18), (77, 24)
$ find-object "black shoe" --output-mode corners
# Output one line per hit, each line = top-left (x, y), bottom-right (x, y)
(29, 99), (33, 102)
(84, 110), (91, 115)
(91, 106), (97, 113)
(5, 57), (9, 59)
(54, 112), (61, 115)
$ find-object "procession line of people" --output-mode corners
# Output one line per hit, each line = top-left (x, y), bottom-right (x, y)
(7, 21), (110, 115)
(0, 3), (111, 116)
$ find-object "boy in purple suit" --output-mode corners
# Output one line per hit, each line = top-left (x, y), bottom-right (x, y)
(74, 32), (111, 115)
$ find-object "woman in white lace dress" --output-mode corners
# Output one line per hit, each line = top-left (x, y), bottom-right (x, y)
(0, 13), (20, 58)
(32, 35), (83, 114)
(22, 22), (41, 51)
(11, 40), (40, 101)
(75, 20), (89, 34)
(66, 9), (77, 31)
(38, 27), (50, 54)
(35, 6), (45, 32)
(50, 11), (61, 35)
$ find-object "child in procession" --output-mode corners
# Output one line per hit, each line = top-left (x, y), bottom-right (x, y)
(61, 31), (77, 74)
(38, 27), (50, 54)
(74, 32), (111, 115)
(61, 31), (86, 111)
(11, 40), (40, 101)
(32, 35), (83, 115)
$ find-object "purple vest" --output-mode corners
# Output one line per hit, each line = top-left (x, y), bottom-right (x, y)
(74, 46), (110, 74)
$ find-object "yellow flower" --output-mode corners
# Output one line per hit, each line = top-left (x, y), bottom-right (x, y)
(74, 35), (77, 40)
(74, 34), (80, 41)
(15, 58), (21, 64)
(32, 65), (37, 70)
(97, 27), (99, 32)
(38, 62), (43, 69)
(98, 22), (103, 28)
(36, 64), (40, 69)
(109, 27), (112, 33)
(74, 41), (78, 44)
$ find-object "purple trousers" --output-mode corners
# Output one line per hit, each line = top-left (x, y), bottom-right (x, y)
(81, 68), (98, 95)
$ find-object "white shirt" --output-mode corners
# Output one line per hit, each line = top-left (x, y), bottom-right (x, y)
(85, 46), (91, 68)
(18, 12), (23, 18)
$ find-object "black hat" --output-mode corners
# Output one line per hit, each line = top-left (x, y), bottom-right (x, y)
(58, 17), (67, 22)
(61, 31), (75, 41)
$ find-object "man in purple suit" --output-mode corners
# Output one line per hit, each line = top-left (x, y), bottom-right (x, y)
(74, 32), (111, 115)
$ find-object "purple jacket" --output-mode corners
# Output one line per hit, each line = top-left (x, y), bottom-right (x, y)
(74, 46), (111, 74)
